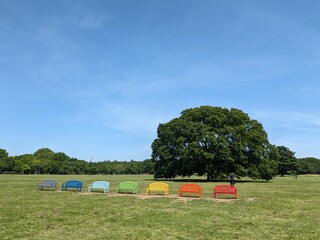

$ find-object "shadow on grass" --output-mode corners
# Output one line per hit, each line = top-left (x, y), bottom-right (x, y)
(144, 178), (270, 183)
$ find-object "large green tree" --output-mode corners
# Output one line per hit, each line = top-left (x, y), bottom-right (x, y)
(152, 106), (278, 181)
(276, 146), (298, 176)
(33, 148), (55, 174)
(48, 152), (71, 174)
(0, 149), (11, 173)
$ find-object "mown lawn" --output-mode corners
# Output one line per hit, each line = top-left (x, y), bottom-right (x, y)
(0, 174), (319, 239)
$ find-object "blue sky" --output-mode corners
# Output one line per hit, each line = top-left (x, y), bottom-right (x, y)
(1, 0), (320, 161)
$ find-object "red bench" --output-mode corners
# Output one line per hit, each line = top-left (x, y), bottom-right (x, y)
(178, 183), (202, 198)
(213, 185), (237, 199)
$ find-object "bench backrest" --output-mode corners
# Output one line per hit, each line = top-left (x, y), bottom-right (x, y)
(118, 181), (138, 188)
(41, 180), (57, 187)
(92, 181), (109, 188)
(147, 182), (168, 189)
(214, 185), (237, 193)
(179, 183), (202, 191)
(66, 180), (83, 187)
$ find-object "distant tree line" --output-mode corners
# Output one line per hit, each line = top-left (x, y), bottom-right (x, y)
(0, 148), (154, 175)
(0, 146), (319, 176)
(296, 157), (320, 174)
(275, 146), (320, 175)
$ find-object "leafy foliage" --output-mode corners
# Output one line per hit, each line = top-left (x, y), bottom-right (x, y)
(297, 157), (320, 174)
(276, 146), (299, 176)
(0, 148), (154, 175)
(152, 106), (278, 180)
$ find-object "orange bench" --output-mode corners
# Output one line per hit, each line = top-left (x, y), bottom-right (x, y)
(213, 185), (237, 199)
(178, 183), (202, 198)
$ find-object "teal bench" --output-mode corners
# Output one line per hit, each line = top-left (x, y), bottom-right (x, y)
(88, 181), (110, 193)
(61, 180), (83, 192)
(116, 181), (138, 194)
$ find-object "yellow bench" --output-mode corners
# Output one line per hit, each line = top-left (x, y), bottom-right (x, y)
(146, 182), (169, 196)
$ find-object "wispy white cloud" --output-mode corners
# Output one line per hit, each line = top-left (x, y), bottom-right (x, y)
(252, 109), (320, 158)
(74, 97), (174, 136)
(292, 85), (320, 99)
(253, 110), (320, 127)
(76, 13), (106, 29)
(271, 136), (320, 158)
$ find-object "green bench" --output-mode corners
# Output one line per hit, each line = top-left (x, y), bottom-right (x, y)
(116, 181), (138, 194)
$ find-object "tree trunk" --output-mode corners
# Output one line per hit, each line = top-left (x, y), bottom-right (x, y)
(207, 173), (214, 181)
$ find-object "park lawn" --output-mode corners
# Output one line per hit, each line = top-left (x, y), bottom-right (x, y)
(0, 174), (319, 240)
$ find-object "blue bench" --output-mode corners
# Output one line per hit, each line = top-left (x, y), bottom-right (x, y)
(88, 181), (110, 193)
(61, 180), (83, 192)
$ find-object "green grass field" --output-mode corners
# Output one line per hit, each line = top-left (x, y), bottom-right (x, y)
(0, 174), (319, 240)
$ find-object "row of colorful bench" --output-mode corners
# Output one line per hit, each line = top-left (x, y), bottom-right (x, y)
(37, 180), (238, 198)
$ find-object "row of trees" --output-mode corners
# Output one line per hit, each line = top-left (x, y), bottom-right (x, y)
(276, 146), (320, 175)
(0, 146), (319, 177)
(0, 148), (154, 175)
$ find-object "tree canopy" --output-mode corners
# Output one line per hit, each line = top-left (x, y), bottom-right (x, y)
(276, 146), (299, 176)
(297, 157), (320, 174)
(152, 106), (278, 181)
